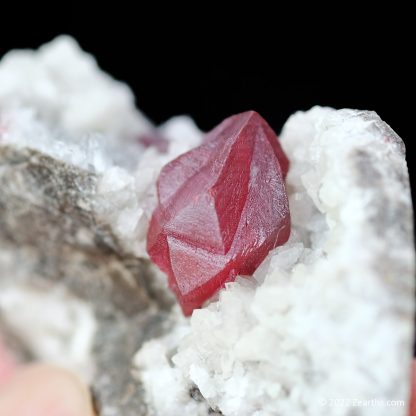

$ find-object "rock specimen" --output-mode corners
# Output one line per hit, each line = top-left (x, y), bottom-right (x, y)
(137, 108), (415, 416)
(0, 38), (414, 416)
(148, 111), (290, 315)
(0, 37), (202, 416)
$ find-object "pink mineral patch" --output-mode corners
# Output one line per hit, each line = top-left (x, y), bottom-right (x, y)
(138, 130), (168, 153)
(147, 111), (291, 315)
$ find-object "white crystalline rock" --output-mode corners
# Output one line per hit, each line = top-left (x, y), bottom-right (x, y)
(0, 285), (96, 381)
(0, 35), (150, 141)
(0, 35), (147, 172)
(135, 309), (213, 416)
(0, 37), (203, 257)
(136, 107), (414, 416)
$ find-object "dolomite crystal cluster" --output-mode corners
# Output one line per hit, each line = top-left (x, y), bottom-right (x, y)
(0, 37), (414, 416)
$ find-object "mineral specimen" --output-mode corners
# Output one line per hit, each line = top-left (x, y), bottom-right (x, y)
(147, 111), (291, 315)
(138, 107), (415, 416)
(0, 37), (414, 416)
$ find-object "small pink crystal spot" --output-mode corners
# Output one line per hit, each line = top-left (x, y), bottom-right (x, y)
(138, 130), (168, 153)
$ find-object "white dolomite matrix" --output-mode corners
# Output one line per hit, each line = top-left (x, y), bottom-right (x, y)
(0, 37), (414, 416)
(0, 285), (96, 380)
(0, 35), (150, 142)
(135, 107), (415, 416)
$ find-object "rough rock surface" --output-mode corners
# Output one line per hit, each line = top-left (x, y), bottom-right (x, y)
(0, 144), (169, 416)
(0, 37), (200, 416)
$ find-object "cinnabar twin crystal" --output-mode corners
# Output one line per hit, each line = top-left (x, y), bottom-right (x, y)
(147, 111), (291, 315)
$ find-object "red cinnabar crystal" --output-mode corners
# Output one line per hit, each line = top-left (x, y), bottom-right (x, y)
(147, 111), (290, 315)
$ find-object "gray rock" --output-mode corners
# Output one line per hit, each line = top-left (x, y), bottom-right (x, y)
(0, 145), (169, 416)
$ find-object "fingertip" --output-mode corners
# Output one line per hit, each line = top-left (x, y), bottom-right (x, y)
(0, 364), (94, 416)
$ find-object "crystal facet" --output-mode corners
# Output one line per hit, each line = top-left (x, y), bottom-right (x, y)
(147, 111), (290, 315)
